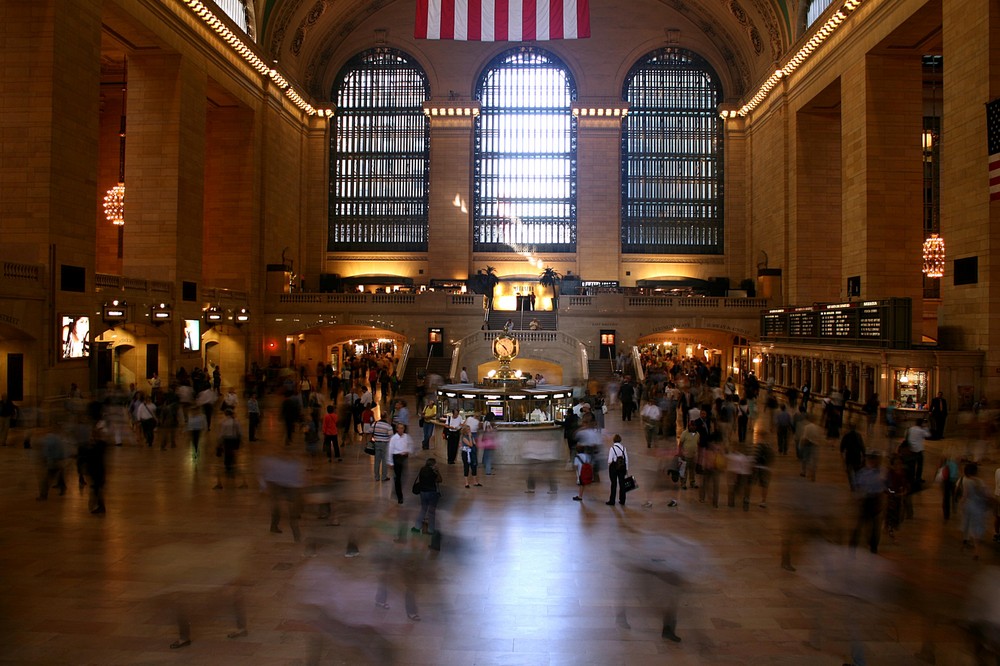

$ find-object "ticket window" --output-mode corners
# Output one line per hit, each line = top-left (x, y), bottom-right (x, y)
(894, 370), (927, 408)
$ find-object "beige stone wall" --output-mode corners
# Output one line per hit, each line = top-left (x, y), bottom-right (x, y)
(203, 104), (255, 291)
(939, 0), (999, 373)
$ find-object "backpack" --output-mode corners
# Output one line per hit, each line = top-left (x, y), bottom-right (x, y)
(577, 455), (594, 486)
(609, 444), (626, 472)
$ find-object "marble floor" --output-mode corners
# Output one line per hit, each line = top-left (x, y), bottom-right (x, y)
(0, 397), (997, 666)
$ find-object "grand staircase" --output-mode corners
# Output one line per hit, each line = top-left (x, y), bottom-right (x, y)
(400, 356), (452, 394)
(588, 358), (617, 385)
(485, 309), (558, 331)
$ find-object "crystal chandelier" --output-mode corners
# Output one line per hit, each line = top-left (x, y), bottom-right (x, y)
(103, 183), (125, 226)
(922, 233), (945, 278)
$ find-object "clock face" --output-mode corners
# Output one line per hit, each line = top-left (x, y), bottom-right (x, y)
(493, 336), (519, 359)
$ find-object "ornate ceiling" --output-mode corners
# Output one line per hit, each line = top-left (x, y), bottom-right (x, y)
(254, 0), (796, 101)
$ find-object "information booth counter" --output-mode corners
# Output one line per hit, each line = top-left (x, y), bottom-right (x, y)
(435, 383), (576, 464)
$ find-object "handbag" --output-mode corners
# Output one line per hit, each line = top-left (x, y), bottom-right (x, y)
(412, 476), (422, 495)
(364, 441), (376, 456)
(622, 475), (638, 493)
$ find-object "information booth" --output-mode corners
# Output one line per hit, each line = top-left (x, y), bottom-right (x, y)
(435, 383), (576, 464)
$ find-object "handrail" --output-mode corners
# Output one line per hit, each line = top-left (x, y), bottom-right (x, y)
(630, 346), (644, 382)
(395, 343), (411, 382)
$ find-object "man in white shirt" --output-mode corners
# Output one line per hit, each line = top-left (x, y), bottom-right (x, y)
(460, 367), (470, 383)
(387, 422), (414, 504)
(640, 399), (662, 448)
(445, 408), (465, 465)
(360, 387), (373, 408)
(465, 412), (481, 444)
(904, 418), (931, 487)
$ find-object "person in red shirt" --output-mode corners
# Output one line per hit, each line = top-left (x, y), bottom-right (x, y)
(322, 405), (341, 462)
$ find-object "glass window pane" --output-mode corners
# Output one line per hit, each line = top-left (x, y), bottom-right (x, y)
(621, 48), (724, 255)
(474, 48), (577, 253)
(329, 48), (430, 252)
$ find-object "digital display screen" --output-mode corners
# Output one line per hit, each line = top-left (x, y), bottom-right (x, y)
(182, 319), (201, 352)
(60, 316), (90, 360)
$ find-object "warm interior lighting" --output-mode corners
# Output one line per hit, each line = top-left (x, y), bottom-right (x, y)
(103, 183), (125, 226)
(922, 234), (945, 278)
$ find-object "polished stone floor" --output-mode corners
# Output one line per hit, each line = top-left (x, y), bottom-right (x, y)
(0, 396), (996, 665)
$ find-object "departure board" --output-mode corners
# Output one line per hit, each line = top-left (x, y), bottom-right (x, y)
(761, 299), (911, 348)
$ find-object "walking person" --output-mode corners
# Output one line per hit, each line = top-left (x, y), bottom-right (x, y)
(387, 422), (414, 504)
(957, 462), (991, 560)
(412, 458), (443, 535)
(572, 444), (594, 502)
(214, 409), (246, 489)
(606, 434), (630, 506)
(246, 394), (260, 442)
(80, 419), (108, 514)
(322, 405), (341, 462)
(444, 407), (464, 465)
(371, 413), (393, 482)
(850, 452), (885, 554)
(420, 400), (438, 450)
(134, 393), (158, 447)
(260, 449), (305, 542)
(186, 405), (206, 460)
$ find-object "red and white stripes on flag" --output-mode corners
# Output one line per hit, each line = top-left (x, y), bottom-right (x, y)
(987, 98), (1000, 201)
(415, 0), (591, 41)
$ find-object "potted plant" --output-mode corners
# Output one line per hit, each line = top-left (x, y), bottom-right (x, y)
(484, 266), (499, 310)
(538, 266), (562, 310)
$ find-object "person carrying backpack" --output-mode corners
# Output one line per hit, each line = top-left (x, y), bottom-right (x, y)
(606, 435), (630, 506)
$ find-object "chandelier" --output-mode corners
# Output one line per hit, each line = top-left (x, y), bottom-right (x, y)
(922, 233), (945, 278)
(106, 58), (127, 260)
(103, 183), (125, 226)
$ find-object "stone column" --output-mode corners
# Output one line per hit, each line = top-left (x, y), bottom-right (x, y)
(576, 106), (625, 282)
(425, 105), (476, 281)
(123, 53), (207, 284)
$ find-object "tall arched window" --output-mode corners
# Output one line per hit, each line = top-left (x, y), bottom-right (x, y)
(621, 48), (724, 254)
(213, 0), (255, 39)
(474, 47), (577, 253)
(329, 48), (430, 252)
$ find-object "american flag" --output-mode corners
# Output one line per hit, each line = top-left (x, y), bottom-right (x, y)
(988, 98), (1000, 202)
(415, 0), (590, 41)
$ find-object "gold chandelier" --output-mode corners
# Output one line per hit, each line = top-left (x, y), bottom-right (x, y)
(922, 233), (945, 278)
(103, 183), (125, 226)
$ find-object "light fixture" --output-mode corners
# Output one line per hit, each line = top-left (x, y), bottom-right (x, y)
(922, 234), (945, 278)
(149, 302), (172, 325)
(104, 58), (128, 259)
(102, 299), (128, 327)
(234, 307), (250, 326)
(203, 305), (224, 327)
(900, 369), (911, 383)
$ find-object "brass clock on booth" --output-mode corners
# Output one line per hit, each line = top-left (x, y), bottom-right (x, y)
(492, 335), (519, 360)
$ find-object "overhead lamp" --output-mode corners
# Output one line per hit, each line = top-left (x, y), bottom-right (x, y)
(149, 302), (172, 325)
(234, 307), (251, 326)
(102, 299), (128, 327)
(922, 234), (945, 278)
(203, 305), (224, 327)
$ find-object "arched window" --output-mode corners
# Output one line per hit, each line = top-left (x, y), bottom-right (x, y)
(212, 0), (255, 39)
(474, 47), (577, 253)
(329, 48), (430, 252)
(805, 0), (835, 29)
(621, 48), (724, 255)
